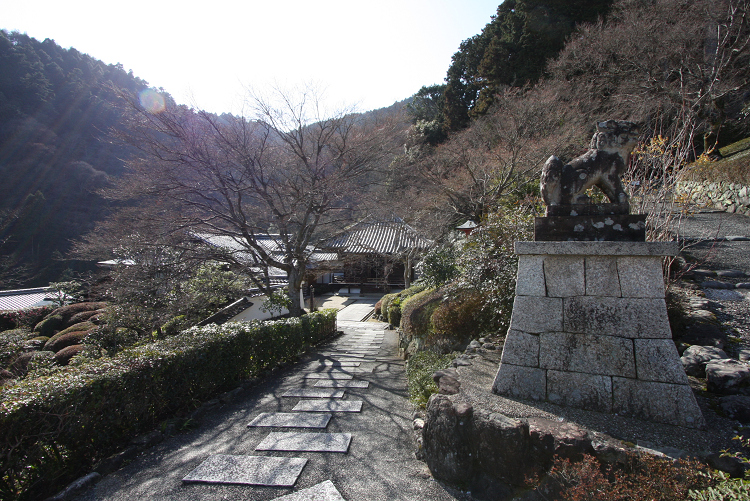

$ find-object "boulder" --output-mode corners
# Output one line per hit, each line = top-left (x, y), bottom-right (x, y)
(679, 322), (725, 348)
(702, 280), (735, 289)
(433, 368), (460, 395)
(422, 394), (474, 485)
(706, 359), (750, 394)
(719, 395), (750, 423)
(717, 270), (746, 278)
(681, 345), (728, 377)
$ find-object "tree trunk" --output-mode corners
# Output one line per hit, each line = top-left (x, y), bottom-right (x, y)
(404, 255), (412, 289)
(287, 267), (303, 317)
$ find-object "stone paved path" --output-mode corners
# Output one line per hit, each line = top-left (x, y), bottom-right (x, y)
(71, 299), (461, 501)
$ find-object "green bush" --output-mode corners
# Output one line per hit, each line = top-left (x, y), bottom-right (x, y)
(400, 288), (442, 339)
(33, 315), (63, 338)
(0, 307), (53, 331)
(380, 284), (428, 328)
(0, 330), (29, 369)
(406, 350), (454, 407)
(430, 292), (485, 348)
(43, 322), (97, 351)
(0, 309), (336, 501)
(161, 315), (190, 337)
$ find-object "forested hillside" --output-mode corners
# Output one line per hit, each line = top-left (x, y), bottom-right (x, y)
(0, 30), (150, 287)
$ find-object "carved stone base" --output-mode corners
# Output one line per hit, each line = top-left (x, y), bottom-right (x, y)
(535, 214), (646, 242)
(545, 202), (630, 217)
(493, 241), (705, 429)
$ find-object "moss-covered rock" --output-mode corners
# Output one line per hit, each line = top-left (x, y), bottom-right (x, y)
(54, 344), (85, 365)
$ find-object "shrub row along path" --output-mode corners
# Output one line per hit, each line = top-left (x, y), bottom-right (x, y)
(71, 296), (461, 501)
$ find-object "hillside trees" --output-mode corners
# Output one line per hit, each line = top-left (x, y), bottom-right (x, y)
(441, 0), (615, 134)
(0, 30), (150, 285)
(92, 86), (403, 317)
(392, 85), (579, 237)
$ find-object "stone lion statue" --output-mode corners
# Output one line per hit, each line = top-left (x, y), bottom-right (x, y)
(541, 120), (640, 211)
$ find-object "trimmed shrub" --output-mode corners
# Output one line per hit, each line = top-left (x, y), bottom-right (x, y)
(68, 310), (102, 325)
(400, 288), (442, 339)
(430, 292), (486, 349)
(406, 350), (454, 407)
(0, 307), (53, 331)
(0, 309), (336, 500)
(53, 345), (85, 366)
(161, 315), (190, 337)
(40, 302), (107, 327)
(33, 315), (63, 338)
(7, 352), (35, 377)
(45, 331), (89, 354)
(0, 329), (29, 368)
(545, 453), (713, 501)
(43, 322), (96, 352)
(82, 327), (141, 356)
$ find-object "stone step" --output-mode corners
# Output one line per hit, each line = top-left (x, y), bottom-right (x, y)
(182, 455), (307, 486)
(282, 388), (345, 398)
(292, 399), (363, 413)
(313, 380), (369, 388)
(256, 432), (352, 453)
(247, 412), (332, 428)
(271, 480), (345, 501)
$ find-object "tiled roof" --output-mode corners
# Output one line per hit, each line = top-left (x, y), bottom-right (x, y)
(192, 233), (338, 270)
(0, 288), (56, 311)
(324, 221), (432, 255)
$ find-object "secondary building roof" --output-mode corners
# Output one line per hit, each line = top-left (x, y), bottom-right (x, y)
(0, 287), (56, 311)
(324, 221), (432, 255)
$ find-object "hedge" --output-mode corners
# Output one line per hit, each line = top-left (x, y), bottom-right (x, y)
(0, 309), (337, 501)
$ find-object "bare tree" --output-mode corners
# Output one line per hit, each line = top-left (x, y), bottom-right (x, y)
(390, 86), (579, 237)
(92, 86), (402, 316)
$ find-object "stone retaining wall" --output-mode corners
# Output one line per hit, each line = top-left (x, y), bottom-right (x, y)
(676, 180), (750, 215)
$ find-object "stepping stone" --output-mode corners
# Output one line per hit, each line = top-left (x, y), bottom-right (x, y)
(305, 373), (353, 379)
(248, 412), (332, 428)
(182, 455), (307, 486)
(256, 432), (352, 453)
(725, 235), (750, 241)
(282, 388), (345, 398)
(321, 352), (365, 358)
(717, 269), (746, 278)
(293, 399), (363, 412)
(271, 480), (345, 501)
(318, 361), (361, 367)
(314, 379), (369, 388)
(705, 288), (745, 301)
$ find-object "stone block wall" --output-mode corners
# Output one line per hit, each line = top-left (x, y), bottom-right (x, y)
(493, 241), (705, 428)
(676, 180), (750, 215)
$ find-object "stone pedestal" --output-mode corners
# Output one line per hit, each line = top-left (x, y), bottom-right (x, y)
(493, 241), (705, 429)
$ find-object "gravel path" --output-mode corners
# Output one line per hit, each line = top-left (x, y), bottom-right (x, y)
(670, 210), (750, 350)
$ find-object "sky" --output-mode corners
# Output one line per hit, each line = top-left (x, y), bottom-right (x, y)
(4, 1), (501, 115)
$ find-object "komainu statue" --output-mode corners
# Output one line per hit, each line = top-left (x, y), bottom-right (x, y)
(540, 120), (640, 211)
